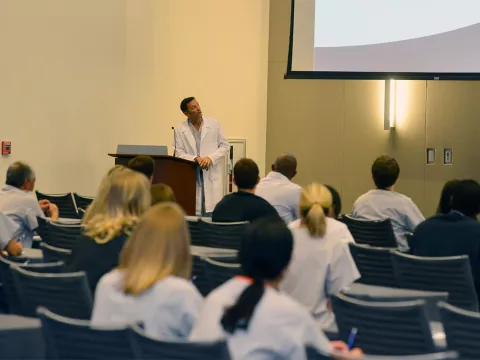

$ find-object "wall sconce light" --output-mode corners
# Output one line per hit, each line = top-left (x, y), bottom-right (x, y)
(384, 79), (396, 130)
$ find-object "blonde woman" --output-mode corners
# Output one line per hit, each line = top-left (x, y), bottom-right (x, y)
(91, 203), (203, 340)
(280, 183), (360, 329)
(68, 166), (150, 292)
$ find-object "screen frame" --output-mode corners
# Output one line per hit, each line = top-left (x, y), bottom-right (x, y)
(285, 0), (480, 80)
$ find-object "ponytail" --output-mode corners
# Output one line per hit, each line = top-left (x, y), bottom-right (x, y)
(304, 203), (327, 237)
(221, 279), (264, 334)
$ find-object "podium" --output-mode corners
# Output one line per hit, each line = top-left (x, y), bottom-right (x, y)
(108, 154), (197, 216)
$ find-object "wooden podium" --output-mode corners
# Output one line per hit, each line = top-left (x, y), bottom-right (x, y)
(108, 154), (197, 215)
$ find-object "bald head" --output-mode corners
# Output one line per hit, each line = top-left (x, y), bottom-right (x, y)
(272, 153), (297, 180)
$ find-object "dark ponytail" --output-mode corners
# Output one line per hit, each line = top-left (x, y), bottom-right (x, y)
(221, 279), (264, 334)
(220, 218), (293, 334)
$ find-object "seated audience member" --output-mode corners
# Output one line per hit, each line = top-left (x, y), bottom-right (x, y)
(256, 153), (301, 223)
(282, 184), (359, 329)
(352, 156), (424, 250)
(413, 179), (480, 299)
(212, 158), (281, 223)
(190, 218), (361, 359)
(325, 185), (342, 219)
(128, 156), (155, 183)
(68, 167), (150, 292)
(436, 179), (461, 215)
(0, 212), (22, 256)
(151, 183), (176, 206)
(0, 161), (59, 248)
(91, 203), (202, 340)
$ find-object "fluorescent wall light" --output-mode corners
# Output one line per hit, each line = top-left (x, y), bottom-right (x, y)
(384, 79), (396, 130)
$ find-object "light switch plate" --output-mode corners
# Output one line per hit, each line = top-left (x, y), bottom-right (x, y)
(426, 148), (436, 165)
(444, 148), (453, 165)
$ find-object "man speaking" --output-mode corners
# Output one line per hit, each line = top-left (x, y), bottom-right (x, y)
(174, 97), (229, 216)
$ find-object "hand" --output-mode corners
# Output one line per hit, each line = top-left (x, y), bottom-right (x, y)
(200, 157), (212, 169)
(47, 203), (59, 219)
(195, 157), (212, 170)
(330, 341), (348, 353)
(38, 199), (51, 211)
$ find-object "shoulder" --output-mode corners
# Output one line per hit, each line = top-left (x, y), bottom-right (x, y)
(96, 270), (124, 292)
(326, 217), (350, 233)
(266, 289), (313, 322)
(156, 276), (202, 299)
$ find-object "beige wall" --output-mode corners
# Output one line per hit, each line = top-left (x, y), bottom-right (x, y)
(0, 0), (269, 195)
(267, 0), (480, 217)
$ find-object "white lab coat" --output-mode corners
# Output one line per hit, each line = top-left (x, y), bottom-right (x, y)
(174, 117), (229, 214)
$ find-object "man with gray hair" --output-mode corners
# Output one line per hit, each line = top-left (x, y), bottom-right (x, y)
(0, 161), (59, 248)
(255, 153), (302, 224)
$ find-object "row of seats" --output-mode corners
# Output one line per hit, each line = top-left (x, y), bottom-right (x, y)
(350, 243), (478, 311)
(35, 191), (93, 219)
(35, 307), (460, 360)
(34, 216), (248, 252)
(1, 255), (470, 359)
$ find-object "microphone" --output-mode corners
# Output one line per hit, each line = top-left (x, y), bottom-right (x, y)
(171, 126), (177, 157)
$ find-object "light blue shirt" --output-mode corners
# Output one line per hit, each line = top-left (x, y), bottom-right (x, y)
(352, 189), (425, 250)
(0, 212), (20, 250)
(91, 270), (203, 340)
(0, 185), (44, 248)
(256, 172), (302, 224)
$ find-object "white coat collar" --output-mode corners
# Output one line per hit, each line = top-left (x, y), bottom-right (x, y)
(181, 117), (212, 150)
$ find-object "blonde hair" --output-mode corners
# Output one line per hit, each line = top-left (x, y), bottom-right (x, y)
(82, 166), (151, 244)
(299, 183), (332, 237)
(150, 183), (176, 205)
(119, 202), (191, 295)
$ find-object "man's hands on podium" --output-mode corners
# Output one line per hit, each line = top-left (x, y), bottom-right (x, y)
(195, 157), (212, 170)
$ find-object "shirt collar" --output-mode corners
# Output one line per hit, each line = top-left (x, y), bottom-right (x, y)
(449, 210), (465, 217)
(266, 171), (291, 183)
(2, 185), (25, 193)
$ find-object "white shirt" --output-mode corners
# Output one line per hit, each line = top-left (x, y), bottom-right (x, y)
(352, 189), (425, 250)
(91, 270), (203, 340)
(256, 172), (302, 224)
(0, 186), (44, 248)
(281, 221), (360, 329)
(190, 277), (331, 360)
(0, 212), (19, 250)
(288, 217), (356, 244)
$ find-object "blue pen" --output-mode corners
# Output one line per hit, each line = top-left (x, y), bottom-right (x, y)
(347, 327), (358, 350)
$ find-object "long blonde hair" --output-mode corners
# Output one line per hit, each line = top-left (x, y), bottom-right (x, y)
(299, 183), (332, 237)
(82, 166), (151, 244)
(119, 202), (191, 295)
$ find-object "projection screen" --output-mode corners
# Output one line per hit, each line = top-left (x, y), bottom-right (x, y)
(287, 0), (480, 80)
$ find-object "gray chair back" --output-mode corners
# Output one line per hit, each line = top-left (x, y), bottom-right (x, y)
(38, 307), (134, 360)
(191, 254), (211, 296)
(40, 242), (72, 263)
(349, 243), (397, 287)
(12, 267), (92, 319)
(72, 193), (94, 212)
(45, 222), (82, 250)
(203, 257), (242, 291)
(392, 252), (478, 311)
(307, 347), (458, 360)
(331, 294), (435, 356)
(186, 216), (204, 246)
(0, 256), (65, 315)
(36, 191), (79, 219)
(199, 220), (247, 251)
(342, 215), (397, 248)
(129, 324), (230, 359)
(439, 301), (480, 360)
